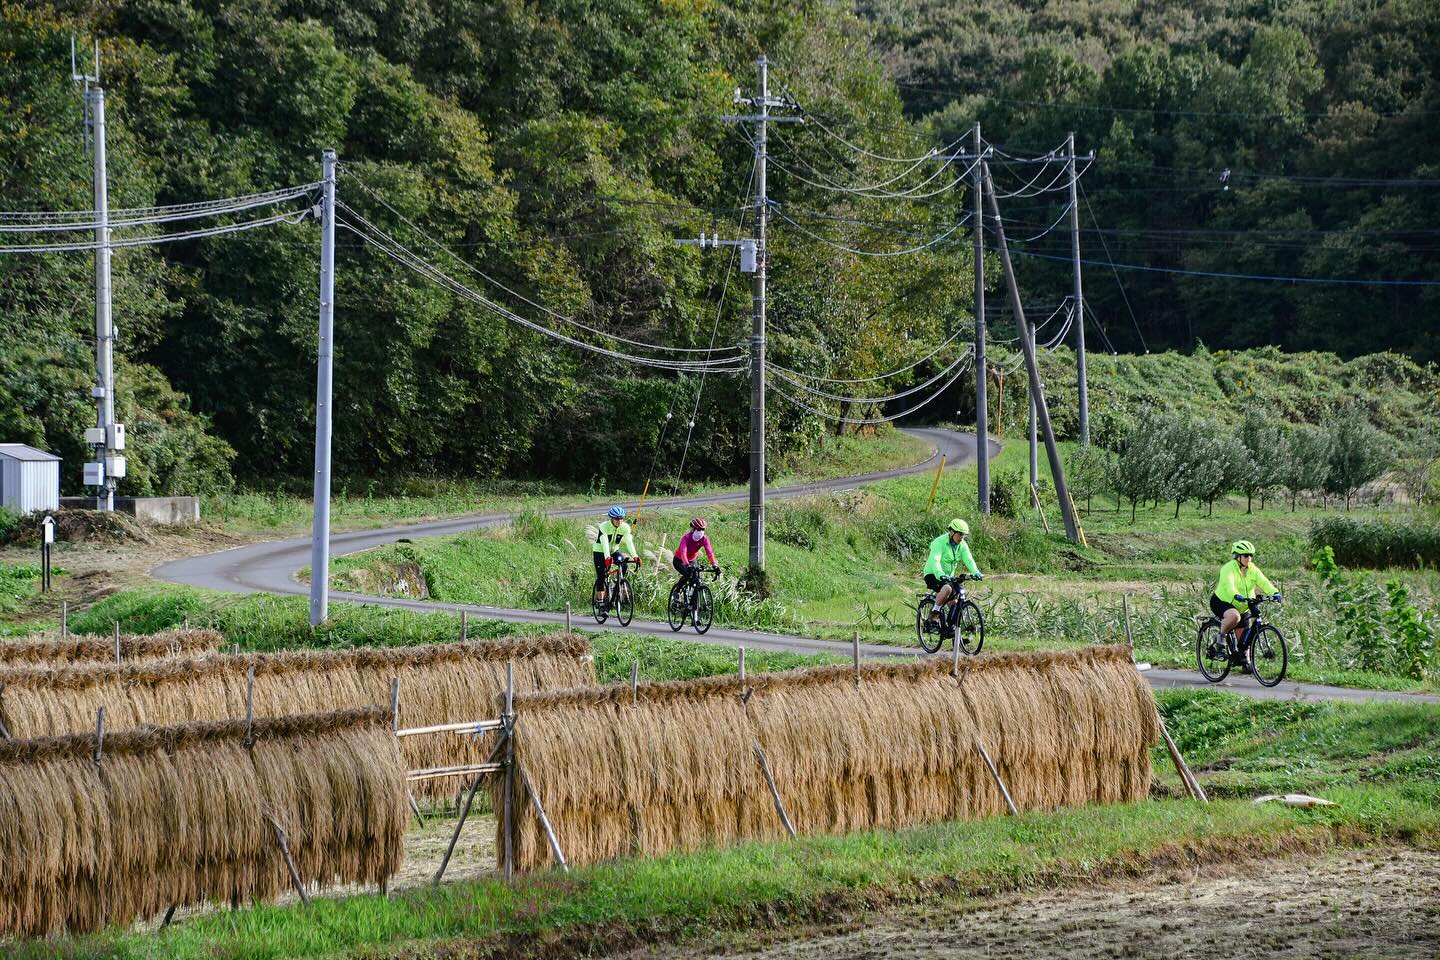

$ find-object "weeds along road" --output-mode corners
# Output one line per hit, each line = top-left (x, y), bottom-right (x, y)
(153, 428), (1438, 706)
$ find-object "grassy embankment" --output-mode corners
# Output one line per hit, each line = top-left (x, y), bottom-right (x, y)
(328, 438), (1439, 692)
(15, 687), (1438, 960)
(197, 429), (934, 537)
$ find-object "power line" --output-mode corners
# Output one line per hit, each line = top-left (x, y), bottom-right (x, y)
(0, 208), (312, 254)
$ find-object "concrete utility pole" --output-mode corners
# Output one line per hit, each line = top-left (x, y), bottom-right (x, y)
(74, 40), (124, 511)
(981, 162), (1080, 543)
(309, 149), (337, 626)
(971, 122), (990, 514)
(1068, 132), (1089, 446)
(748, 55), (769, 576)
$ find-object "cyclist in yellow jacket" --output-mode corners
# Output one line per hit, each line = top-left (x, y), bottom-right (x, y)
(924, 518), (983, 628)
(592, 506), (638, 604)
(1211, 540), (1280, 661)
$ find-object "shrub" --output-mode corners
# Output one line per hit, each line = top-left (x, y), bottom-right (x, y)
(1309, 516), (1440, 569)
(768, 503), (830, 550)
(989, 468), (1024, 519)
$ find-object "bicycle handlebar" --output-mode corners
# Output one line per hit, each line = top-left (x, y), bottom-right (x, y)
(1235, 593), (1282, 605)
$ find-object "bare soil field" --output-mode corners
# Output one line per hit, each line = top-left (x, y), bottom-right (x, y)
(633, 848), (1440, 960)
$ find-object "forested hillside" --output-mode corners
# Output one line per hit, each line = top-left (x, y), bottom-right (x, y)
(2, 0), (967, 493)
(2, 0), (1437, 498)
(857, 0), (1440, 360)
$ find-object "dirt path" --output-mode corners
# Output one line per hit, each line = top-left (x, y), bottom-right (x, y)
(635, 848), (1440, 960)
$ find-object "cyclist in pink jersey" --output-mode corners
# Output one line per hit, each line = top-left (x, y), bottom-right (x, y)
(673, 517), (719, 586)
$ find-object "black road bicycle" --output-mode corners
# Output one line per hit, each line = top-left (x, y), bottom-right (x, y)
(915, 574), (985, 656)
(668, 564), (720, 634)
(593, 556), (638, 627)
(1196, 594), (1287, 687)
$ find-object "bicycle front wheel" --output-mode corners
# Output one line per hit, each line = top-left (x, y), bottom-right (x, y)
(955, 601), (985, 656)
(1195, 619), (1230, 682)
(666, 583), (686, 632)
(592, 587), (609, 625)
(1248, 624), (1288, 687)
(616, 580), (634, 627)
(915, 597), (942, 654)
(693, 584), (715, 634)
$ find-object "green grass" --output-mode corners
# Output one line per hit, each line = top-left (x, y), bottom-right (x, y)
(19, 691), (1439, 960)
(327, 439), (1439, 691)
(201, 428), (933, 536)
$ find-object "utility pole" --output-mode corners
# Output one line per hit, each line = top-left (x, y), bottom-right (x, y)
(309, 149), (337, 626)
(1068, 131), (1089, 446)
(972, 122), (990, 514)
(981, 162), (1079, 543)
(749, 55), (769, 576)
(711, 56), (800, 579)
(73, 40), (124, 511)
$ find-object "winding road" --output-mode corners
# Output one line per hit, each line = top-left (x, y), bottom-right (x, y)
(155, 428), (1438, 705)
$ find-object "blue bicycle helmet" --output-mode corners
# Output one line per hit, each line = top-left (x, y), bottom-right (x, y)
(607, 505), (626, 520)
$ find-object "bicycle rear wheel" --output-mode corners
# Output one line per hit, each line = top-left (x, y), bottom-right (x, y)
(693, 584), (714, 634)
(1248, 624), (1288, 687)
(1195, 619), (1230, 682)
(666, 583), (687, 632)
(915, 597), (942, 654)
(955, 600), (985, 655)
(616, 580), (634, 627)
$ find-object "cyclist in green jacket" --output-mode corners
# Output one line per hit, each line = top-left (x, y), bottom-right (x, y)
(592, 506), (638, 604)
(924, 518), (983, 627)
(1211, 540), (1280, 661)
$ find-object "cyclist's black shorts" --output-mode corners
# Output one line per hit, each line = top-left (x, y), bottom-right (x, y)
(924, 574), (945, 592)
(673, 556), (699, 581)
(1210, 593), (1236, 620)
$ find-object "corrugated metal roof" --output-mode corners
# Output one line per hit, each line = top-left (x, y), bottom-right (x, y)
(0, 443), (62, 462)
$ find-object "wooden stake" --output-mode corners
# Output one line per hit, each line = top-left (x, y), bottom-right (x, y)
(951, 628), (962, 676)
(738, 646), (747, 697)
(1031, 483), (1051, 534)
(1157, 711), (1207, 802)
(925, 454), (947, 512)
(161, 905), (177, 928)
(460, 610), (468, 642)
(752, 742), (797, 838)
(630, 660), (639, 703)
(114, 621), (122, 664)
(408, 789), (426, 827)
(852, 631), (860, 688)
(1122, 594), (1135, 647)
(94, 707), (106, 763)
(518, 760), (569, 872)
(1067, 491), (1090, 547)
(243, 666), (256, 748)
(61, 600), (68, 639)
(0, 684), (10, 740)
(975, 739), (1017, 815)
(433, 736), (508, 885)
(390, 677), (401, 734)
(503, 661), (515, 882)
(265, 814), (311, 905)
(565, 602), (571, 631)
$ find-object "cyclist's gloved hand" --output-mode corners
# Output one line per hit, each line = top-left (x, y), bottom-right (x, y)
(1235, 594), (1248, 603)
(1273, 592), (1283, 602)
(973, 573), (985, 581)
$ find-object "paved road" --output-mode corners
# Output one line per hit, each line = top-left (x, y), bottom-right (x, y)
(154, 429), (1439, 705)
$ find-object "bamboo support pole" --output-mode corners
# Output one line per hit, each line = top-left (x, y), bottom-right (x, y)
(0, 685), (10, 740)
(518, 761), (569, 872)
(243, 665), (256, 748)
(265, 814), (311, 905)
(460, 610), (468, 642)
(951, 629), (962, 676)
(503, 660), (515, 882)
(397, 719), (504, 738)
(1122, 594), (1135, 648)
(433, 735), (508, 885)
(390, 677), (400, 734)
(161, 905), (176, 928)
(114, 621), (121, 664)
(94, 707), (105, 763)
(407, 762), (505, 782)
(925, 454), (947, 512)
(1067, 490), (1089, 547)
(852, 631), (860, 688)
(752, 742), (797, 838)
(408, 790), (425, 827)
(565, 602), (571, 630)
(635, 477), (651, 524)
(1031, 483), (1051, 534)
(630, 660), (639, 704)
(61, 600), (68, 639)
(975, 739), (1017, 815)
(739, 646), (747, 696)
(1157, 712), (1207, 802)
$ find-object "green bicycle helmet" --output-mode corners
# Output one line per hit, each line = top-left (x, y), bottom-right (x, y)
(948, 518), (970, 535)
(1231, 540), (1255, 556)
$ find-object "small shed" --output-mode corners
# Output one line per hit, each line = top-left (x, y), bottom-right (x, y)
(0, 444), (62, 514)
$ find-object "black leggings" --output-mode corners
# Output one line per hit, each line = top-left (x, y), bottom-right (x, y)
(673, 555), (698, 583)
(593, 552), (609, 592)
